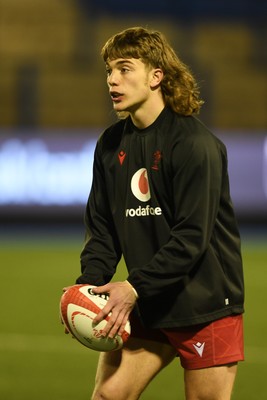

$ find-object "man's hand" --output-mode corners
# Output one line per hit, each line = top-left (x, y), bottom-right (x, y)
(92, 281), (137, 339)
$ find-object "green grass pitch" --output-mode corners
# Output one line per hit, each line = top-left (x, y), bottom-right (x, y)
(0, 225), (266, 399)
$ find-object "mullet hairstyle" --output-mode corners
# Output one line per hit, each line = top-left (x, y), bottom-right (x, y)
(101, 27), (204, 116)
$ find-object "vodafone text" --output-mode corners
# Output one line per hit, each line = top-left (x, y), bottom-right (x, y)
(125, 205), (162, 217)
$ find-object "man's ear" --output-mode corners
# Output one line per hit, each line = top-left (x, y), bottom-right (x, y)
(150, 68), (164, 88)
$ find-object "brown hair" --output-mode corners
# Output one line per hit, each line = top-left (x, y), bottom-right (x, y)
(101, 27), (204, 115)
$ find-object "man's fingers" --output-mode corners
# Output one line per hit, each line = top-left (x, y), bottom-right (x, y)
(63, 286), (72, 292)
(93, 303), (112, 326)
(93, 307), (122, 339)
(91, 282), (135, 338)
(117, 313), (130, 336)
(103, 309), (129, 339)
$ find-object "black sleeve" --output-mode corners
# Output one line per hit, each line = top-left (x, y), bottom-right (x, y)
(127, 129), (224, 297)
(76, 141), (122, 285)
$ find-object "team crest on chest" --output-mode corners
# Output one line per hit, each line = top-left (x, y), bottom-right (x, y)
(151, 150), (162, 171)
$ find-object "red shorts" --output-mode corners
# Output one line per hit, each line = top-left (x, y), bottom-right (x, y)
(129, 314), (244, 370)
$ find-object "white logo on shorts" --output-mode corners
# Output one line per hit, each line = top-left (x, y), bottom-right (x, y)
(193, 342), (205, 357)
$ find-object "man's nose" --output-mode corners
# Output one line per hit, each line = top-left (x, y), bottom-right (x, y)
(107, 71), (119, 86)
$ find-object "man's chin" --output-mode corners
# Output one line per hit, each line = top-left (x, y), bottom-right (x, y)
(113, 103), (127, 111)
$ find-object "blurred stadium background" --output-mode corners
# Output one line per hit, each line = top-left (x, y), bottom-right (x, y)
(0, 1), (267, 399)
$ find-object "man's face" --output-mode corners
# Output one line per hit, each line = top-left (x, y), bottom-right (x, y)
(105, 58), (154, 114)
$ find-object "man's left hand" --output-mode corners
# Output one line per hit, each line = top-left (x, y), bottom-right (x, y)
(92, 281), (137, 339)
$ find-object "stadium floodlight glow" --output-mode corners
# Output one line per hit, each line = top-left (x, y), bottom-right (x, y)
(0, 138), (96, 205)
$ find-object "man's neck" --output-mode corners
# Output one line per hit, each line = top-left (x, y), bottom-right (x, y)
(130, 98), (165, 130)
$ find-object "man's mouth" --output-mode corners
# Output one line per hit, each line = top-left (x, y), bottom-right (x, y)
(110, 91), (123, 101)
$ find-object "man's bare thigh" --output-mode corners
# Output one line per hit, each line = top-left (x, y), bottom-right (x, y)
(92, 336), (177, 400)
(184, 363), (238, 400)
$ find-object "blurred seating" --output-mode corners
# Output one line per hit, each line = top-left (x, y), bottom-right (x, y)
(0, 0), (266, 130)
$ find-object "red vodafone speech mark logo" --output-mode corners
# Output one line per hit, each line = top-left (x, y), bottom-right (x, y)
(131, 168), (151, 202)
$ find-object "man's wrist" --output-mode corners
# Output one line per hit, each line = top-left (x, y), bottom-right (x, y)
(125, 280), (139, 299)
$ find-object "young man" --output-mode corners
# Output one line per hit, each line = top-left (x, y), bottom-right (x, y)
(76, 27), (244, 400)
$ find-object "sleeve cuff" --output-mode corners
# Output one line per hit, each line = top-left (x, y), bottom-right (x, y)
(125, 280), (139, 299)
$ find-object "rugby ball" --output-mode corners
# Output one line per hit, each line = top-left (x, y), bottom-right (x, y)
(60, 284), (131, 352)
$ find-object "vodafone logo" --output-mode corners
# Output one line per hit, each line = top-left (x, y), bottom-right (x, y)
(131, 168), (151, 202)
(126, 168), (162, 218)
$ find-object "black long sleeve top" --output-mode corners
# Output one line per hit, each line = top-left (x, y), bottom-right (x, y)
(77, 107), (244, 329)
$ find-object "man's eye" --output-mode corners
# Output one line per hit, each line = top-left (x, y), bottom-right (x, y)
(106, 69), (111, 76)
(121, 67), (130, 73)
